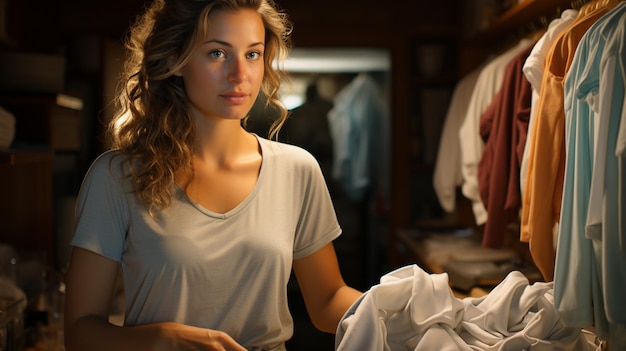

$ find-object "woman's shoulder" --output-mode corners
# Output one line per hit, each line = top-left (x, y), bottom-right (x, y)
(257, 135), (318, 166)
(75, 150), (132, 196)
(83, 149), (130, 183)
(257, 134), (314, 158)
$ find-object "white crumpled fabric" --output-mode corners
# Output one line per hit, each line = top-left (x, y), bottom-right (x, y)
(335, 265), (588, 351)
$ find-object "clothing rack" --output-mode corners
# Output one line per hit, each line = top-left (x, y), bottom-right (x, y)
(571, 0), (596, 9)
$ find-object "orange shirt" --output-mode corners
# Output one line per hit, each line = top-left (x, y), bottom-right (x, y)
(521, 7), (609, 281)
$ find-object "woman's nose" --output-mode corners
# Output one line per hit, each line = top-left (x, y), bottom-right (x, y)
(227, 57), (246, 83)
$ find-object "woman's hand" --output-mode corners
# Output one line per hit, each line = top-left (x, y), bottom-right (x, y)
(155, 322), (248, 351)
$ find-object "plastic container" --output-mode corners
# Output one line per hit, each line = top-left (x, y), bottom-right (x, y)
(0, 295), (25, 351)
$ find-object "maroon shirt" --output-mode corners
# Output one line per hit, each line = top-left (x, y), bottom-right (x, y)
(478, 43), (534, 248)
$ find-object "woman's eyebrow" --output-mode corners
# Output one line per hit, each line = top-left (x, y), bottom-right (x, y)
(203, 39), (265, 48)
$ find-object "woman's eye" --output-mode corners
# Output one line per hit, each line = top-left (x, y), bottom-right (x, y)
(209, 50), (225, 59)
(247, 51), (262, 60)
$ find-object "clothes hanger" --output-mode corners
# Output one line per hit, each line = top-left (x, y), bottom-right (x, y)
(578, 0), (599, 16)
(600, 0), (621, 10)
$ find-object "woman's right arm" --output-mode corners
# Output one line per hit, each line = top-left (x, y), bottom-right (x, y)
(63, 247), (247, 351)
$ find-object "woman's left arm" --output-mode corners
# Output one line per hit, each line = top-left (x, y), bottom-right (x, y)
(292, 242), (364, 333)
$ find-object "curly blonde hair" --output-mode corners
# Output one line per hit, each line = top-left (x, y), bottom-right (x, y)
(108, 0), (292, 216)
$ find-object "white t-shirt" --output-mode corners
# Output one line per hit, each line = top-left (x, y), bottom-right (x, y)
(71, 134), (342, 350)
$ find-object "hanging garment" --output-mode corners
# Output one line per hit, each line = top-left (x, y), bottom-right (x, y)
(433, 66), (482, 213)
(335, 264), (588, 351)
(521, 5), (610, 282)
(585, 5), (626, 328)
(520, 9), (579, 197)
(477, 43), (533, 248)
(556, 3), (626, 348)
(459, 38), (535, 226)
(328, 73), (387, 202)
(519, 9), (579, 258)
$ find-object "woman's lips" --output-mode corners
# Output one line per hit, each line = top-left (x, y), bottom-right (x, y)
(220, 92), (248, 104)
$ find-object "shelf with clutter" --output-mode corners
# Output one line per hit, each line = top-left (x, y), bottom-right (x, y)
(0, 51), (84, 269)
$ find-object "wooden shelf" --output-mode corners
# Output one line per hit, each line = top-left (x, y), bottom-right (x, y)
(467, 0), (573, 45)
(0, 150), (53, 165)
(396, 229), (543, 291)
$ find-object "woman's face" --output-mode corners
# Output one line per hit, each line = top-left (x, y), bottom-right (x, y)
(179, 8), (265, 122)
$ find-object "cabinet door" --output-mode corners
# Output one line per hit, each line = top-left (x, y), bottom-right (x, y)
(0, 152), (54, 263)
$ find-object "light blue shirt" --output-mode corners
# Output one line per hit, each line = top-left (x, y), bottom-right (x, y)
(556, 3), (626, 346)
(328, 73), (387, 201)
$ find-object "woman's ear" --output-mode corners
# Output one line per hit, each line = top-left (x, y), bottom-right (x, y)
(168, 55), (183, 77)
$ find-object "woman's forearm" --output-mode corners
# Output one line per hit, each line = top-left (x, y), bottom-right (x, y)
(65, 315), (165, 351)
(313, 285), (364, 334)
(65, 316), (245, 351)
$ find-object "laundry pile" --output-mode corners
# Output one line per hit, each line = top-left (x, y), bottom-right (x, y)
(335, 265), (590, 351)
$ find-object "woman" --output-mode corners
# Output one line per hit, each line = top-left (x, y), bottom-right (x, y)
(63, 0), (363, 350)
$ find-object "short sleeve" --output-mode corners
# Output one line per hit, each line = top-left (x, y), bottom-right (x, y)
(291, 149), (342, 259)
(71, 151), (132, 261)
